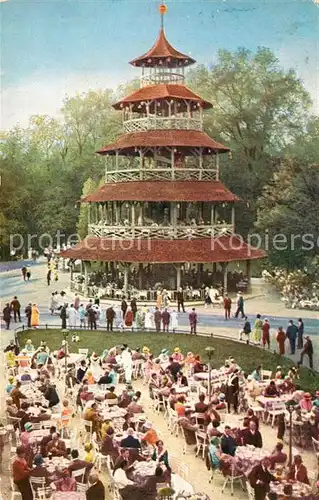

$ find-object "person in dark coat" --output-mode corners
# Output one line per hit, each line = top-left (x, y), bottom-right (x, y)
(47, 269), (51, 286)
(225, 369), (239, 413)
(11, 296), (21, 322)
(130, 298), (137, 320)
(299, 336), (314, 369)
(297, 318), (304, 349)
(286, 320), (298, 355)
(2, 303), (11, 329)
(24, 303), (32, 328)
(161, 308), (170, 332)
(176, 288), (185, 313)
(106, 306), (116, 331)
(68, 449), (93, 483)
(87, 307), (97, 330)
(220, 426), (237, 456)
(242, 421), (263, 448)
(249, 457), (275, 500)
(121, 298), (128, 319)
(86, 473), (105, 500)
(154, 307), (161, 333)
(60, 304), (68, 329)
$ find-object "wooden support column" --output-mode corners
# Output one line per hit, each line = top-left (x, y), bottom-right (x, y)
(176, 263), (181, 289)
(211, 204), (215, 225)
(87, 204), (91, 227)
(216, 152), (220, 180)
(83, 261), (89, 297)
(199, 148), (203, 180)
(231, 203), (236, 230)
(115, 201), (119, 224)
(115, 150), (119, 172)
(246, 260), (251, 283)
(171, 149), (175, 180)
(222, 262), (228, 294)
(123, 263), (129, 293)
(138, 263), (143, 289)
(139, 149), (144, 180)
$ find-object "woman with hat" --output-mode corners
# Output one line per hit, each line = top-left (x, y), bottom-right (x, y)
(31, 303), (40, 328)
(300, 392), (313, 412)
(21, 423), (33, 448)
(6, 375), (16, 394)
(172, 347), (184, 363)
(89, 352), (103, 380)
(30, 454), (52, 485)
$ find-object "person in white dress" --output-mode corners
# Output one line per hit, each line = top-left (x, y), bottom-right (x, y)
(171, 310), (179, 332)
(121, 347), (133, 384)
(68, 304), (78, 328)
(89, 352), (103, 380)
(144, 309), (154, 330)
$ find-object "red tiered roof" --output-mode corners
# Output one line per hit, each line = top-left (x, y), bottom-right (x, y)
(83, 181), (239, 203)
(130, 28), (196, 68)
(113, 84), (212, 111)
(97, 130), (229, 155)
(61, 237), (265, 263)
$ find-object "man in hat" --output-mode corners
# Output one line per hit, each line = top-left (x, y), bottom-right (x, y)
(299, 335), (313, 369)
(161, 308), (170, 332)
(106, 306), (116, 331)
(177, 287), (185, 313)
(154, 307), (161, 333)
(10, 296), (21, 322)
(234, 291), (245, 318)
(189, 307), (197, 335)
(223, 293), (232, 320)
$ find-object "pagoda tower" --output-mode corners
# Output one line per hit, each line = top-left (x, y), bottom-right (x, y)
(63, 4), (264, 297)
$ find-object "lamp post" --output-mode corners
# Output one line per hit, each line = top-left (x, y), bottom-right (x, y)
(62, 329), (69, 376)
(286, 402), (294, 467)
(205, 347), (215, 402)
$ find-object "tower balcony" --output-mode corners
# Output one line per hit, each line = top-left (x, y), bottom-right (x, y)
(106, 167), (218, 183)
(140, 71), (185, 87)
(88, 222), (234, 240)
(123, 115), (203, 133)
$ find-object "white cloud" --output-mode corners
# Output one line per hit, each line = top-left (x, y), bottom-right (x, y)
(0, 70), (137, 130)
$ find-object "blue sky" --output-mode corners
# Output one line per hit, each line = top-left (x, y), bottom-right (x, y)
(1, 0), (318, 129)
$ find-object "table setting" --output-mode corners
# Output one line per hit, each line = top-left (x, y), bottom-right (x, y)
(270, 480), (312, 498)
(235, 445), (270, 475)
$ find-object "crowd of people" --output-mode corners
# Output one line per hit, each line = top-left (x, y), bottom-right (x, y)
(3, 333), (319, 500)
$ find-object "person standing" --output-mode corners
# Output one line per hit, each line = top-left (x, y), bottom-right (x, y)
(30, 304), (40, 328)
(124, 307), (134, 329)
(223, 293), (232, 320)
(234, 291), (245, 318)
(130, 298), (137, 320)
(299, 336), (313, 369)
(106, 306), (116, 331)
(12, 446), (33, 500)
(74, 293), (80, 311)
(239, 316), (251, 342)
(249, 457), (275, 500)
(2, 303), (11, 330)
(297, 318), (304, 349)
(177, 287), (185, 313)
(68, 304), (78, 329)
(189, 307), (197, 335)
(171, 310), (179, 333)
(276, 327), (286, 355)
(225, 369), (239, 414)
(262, 319), (271, 349)
(24, 303), (32, 328)
(11, 296), (21, 322)
(26, 267), (31, 281)
(60, 304), (68, 329)
(46, 268), (51, 286)
(121, 298), (128, 319)
(161, 308), (170, 333)
(87, 306), (96, 330)
(21, 266), (27, 281)
(286, 320), (298, 355)
(154, 307), (162, 333)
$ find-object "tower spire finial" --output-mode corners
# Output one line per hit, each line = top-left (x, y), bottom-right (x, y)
(159, 3), (168, 30)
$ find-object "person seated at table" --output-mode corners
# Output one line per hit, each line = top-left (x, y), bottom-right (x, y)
(98, 369), (112, 385)
(195, 393), (209, 414)
(68, 448), (93, 482)
(247, 375), (264, 400)
(78, 385), (94, 408)
(175, 396), (186, 417)
(246, 408), (260, 430)
(167, 357), (181, 382)
(121, 427), (141, 449)
(172, 347), (184, 363)
(76, 360), (87, 383)
(178, 410), (199, 445)
(6, 397), (18, 418)
(86, 472), (106, 500)
(287, 454), (310, 484)
(11, 381), (27, 409)
(30, 454), (52, 485)
(193, 356), (205, 374)
(299, 392), (313, 412)
(40, 426), (56, 456)
(220, 426), (237, 457)
(36, 347), (49, 367)
(21, 422), (33, 448)
(122, 414), (136, 432)
(264, 381), (280, 398)
(269, 443), (287, 469)
(132, 347), (145, 362)
(118, 388), (132, 408)
(242, 420), (263, 448)
(46, 432), (67, 457)
(15, 402), (31, 429)
(101, 427), (120, 463)
(25, 339), (35, 353)
(206, 405), (222, 424)
(101, 418), (113, 438)
(249, 457), (276, 500)
(112, 458), (147, 500)
(20, 368), (32, 383)
(43, 382), (60, 407)
(54, 468), (77, 492)
(142, 422), (159, 446)
(105, 386), (118, 400)
(152, 440), (171, 473)
(251, 366), (262, 382)
(176, 371), (188, 387)
(168, 387), (179, 409)
(6, 375), (16, 394)
(83, 402), (101, 434)
(215, 393), (227, 411)
(142, 465), (168, 498)
(207, 435), (221, 470)
(127, 392), (143, 415)
(207, 419), (222, 438)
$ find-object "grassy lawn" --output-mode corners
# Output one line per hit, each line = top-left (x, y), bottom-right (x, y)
(18, 329), (319, 392)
